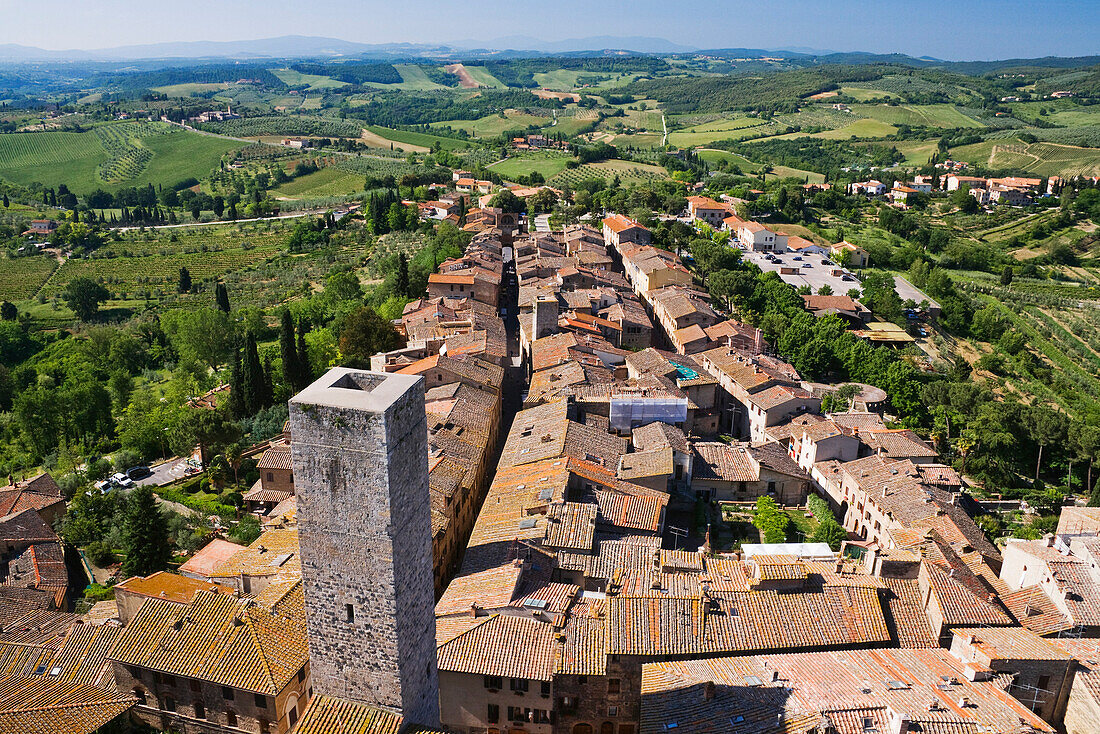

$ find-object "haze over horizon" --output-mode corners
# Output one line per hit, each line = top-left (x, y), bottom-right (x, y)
(0, 0), (1096, 61)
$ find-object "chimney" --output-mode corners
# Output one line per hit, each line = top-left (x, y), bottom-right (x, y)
(754, 327), (764, 355)
(703, 681), (716, 701)
(888, 711), (912, 734)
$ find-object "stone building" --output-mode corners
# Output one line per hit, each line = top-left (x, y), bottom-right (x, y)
(290, 368), (440, 727)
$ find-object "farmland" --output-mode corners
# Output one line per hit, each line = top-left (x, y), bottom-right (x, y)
(430, 111), (553, 139)
(0, 123), (242, 192)
(269, 68), (348, 90)
(460, 66), (507, 89)
(952, 138), (1100, 178)
(0, 255), (59, 301)
(851, 103), (985, 128)
(42, 224), (288, 299)
(487, 152), (572, 180)
(548, 158), (668, 187)
(273, 167), (366, 198)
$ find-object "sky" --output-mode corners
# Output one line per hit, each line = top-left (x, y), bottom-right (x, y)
(0, 0), (1096, 60)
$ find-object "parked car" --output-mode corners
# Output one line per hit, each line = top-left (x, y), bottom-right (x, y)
(94, 480), (112, 494)
(111, 472), (134, 489)
(126, 465), (152, 480)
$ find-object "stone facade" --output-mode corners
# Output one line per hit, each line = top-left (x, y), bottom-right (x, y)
(554, 663), (640, 734)
(289, 368), (440, 727)
(114, 664), (311, 734)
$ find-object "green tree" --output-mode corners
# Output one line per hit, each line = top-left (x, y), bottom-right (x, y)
(279, 311), (305, 392)
(811, 519), (847, 550)
(241, 332), (268, 416)
(214, 282), (231, 314)
(396, 253), (410, 298)
(178, 267), (192, 294)
(122, 485), (172, 577)
(1029, 405), (1067, 483)
(1000, 266), (1014, 287)
(160, 308), (236, 371)
(63, 277), (110, 321)
(338, 306), (402, 368)
(0, 301), (16, 321)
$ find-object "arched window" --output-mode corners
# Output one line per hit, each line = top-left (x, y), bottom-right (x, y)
(601, 723), (615, 734)
(573, 724), (593, 734)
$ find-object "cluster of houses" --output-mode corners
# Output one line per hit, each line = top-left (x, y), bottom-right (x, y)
(10, 202), (1100, 734)
(848, 174), (1046, 208)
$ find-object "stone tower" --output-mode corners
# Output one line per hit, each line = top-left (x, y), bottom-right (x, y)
(289, 368), (439, 727)
(533, 294), (559, 340)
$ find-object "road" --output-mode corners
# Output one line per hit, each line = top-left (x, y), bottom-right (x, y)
(661, 114), (668, 146)
(135, 457), (199, 487)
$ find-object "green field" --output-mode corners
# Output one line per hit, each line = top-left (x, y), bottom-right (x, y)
(695, 148), (763, 172)
(839, 86), (900, 101)
(430, 111), (552, 138)
(768, 166), (826, 183)
(811, 118), (900, 139)
(363, 125), (469, 151)
(852, 103), (984, 128)
(273, 167), (366, 198)
(487, 153), (571, 180)
(0, 256), (59, 301)
(668, 117), (773, 147)
(270, 68), (349, 90)
(0, 123), (242, 192)
(153, 82), (232, 97)
(461, 66), (507, 89)
(388, 64), (449, 91)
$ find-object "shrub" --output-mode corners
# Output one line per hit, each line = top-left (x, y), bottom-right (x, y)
(752, 496), (790, 543)
(85, 541), (117, 567)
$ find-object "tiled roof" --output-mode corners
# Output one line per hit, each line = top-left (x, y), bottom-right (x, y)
(557, 614), (607, 676)
(1001, 585), (1073, 636)
(617, 448), (673, 480)
(632, 421), (689, 454)
(437, 614), (558, 681)
(639, 648), (1054, 734)
(207, 528), (300, 580)
(544, 502), (597, 552)
(952, 626), (1073, 661)
(924, 561), (1013, 627)
(1050, 638), (1100, 705)
(256, 445), (292, 470)
(692, 443), (758, 482)
(115, 572), (236, 605)
(179, 539), (246, 578)
(882, 577), (938, 648)
(862, 429), (938, 459)
(0, 473), (63, 520)
(108, 587), (308, 694)
(603, 213), (648, 234)
(293, 695), (408, 734)
(595, 491), (666, 534)
(0, 509), (58, 546)
(0, 675), (136, 734)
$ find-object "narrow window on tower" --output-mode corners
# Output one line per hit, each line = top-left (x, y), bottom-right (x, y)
(345, 604), (354, 623)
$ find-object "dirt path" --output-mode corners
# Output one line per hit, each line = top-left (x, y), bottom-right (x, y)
(444, 63), (481, 89)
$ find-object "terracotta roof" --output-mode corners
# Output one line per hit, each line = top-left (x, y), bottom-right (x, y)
(108, 587), (308, 694)
(617, 448), (673, 480)
(0, 675), (136, 734)
(293, 695), (437, 734)
(953, 626), (1073, 662)
(207, 528), (300, 580)
(179, 539), (246, 578)
(1000, 585), (1072, 636)
(0, 474), (63, 520)
(256, 445), (292, 471)
(882, 577), (938, 648)
(602, 213), (648, 234)
(692, 442), (758, 482)
(436, 614), (558, 681)
(639, 648), (1054, 734)
(115, 572), (236, 605)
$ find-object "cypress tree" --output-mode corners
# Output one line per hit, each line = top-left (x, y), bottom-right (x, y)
(2, 194), (9, 207)
(241, 332), (264, 416)
(261, 354), (275, 410)
(296, 321), (311, 387)
(178, 267), (192, 294)
(227, 348), (246, 419)
(279, 310), (302, 391)
(396, 252), (410, 298)
(122, 485), (172, 576)
(215, 282), (231, 313)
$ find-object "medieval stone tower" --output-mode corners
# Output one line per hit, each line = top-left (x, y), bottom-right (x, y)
(289, 368), (440, 727)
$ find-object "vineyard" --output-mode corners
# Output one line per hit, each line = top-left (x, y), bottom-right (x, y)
(93, 122), (173, 184)
(0, 255), (59, 301)
(198, 116), (364, 139)
(0, 122), (240, 192)
(45, 227), (287, 297)
(548, 158), (668, 187)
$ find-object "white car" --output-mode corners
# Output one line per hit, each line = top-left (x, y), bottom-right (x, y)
(111, 472), (135, 489)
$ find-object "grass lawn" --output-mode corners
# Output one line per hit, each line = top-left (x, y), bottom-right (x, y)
(784, 508), (820, 543)
(269, 68), (348, 90)
(274, 167), (366, 198)
(430, 111), (552, 138)
(488, 153), (571, 180)
(767, 166), (826, 183)
(839, 86), (900, 101)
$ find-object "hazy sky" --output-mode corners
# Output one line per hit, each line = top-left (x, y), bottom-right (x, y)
(0, 0), (1096, 60)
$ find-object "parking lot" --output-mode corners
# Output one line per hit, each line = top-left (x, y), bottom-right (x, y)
(741, 248), (861, 294)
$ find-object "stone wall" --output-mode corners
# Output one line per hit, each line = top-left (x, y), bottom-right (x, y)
(290, 369), (440, 728)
